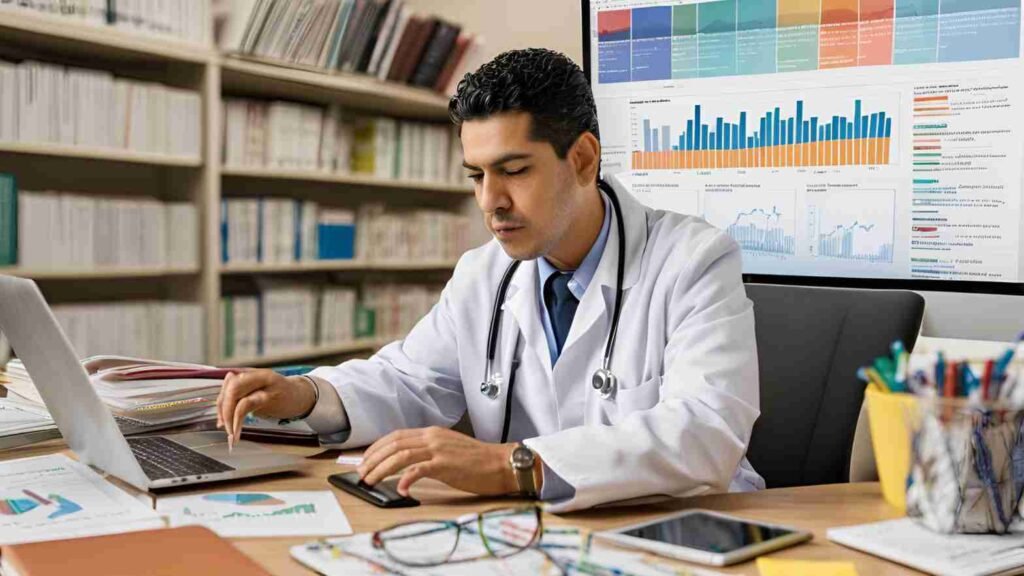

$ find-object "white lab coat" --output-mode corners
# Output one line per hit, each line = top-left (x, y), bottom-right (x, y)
(310, 174), (763, 512)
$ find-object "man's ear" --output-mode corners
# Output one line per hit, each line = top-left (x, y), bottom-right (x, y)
(570, 132), (601, 188)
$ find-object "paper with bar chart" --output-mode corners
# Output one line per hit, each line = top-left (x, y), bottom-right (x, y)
(591, 0), (1024, 283)
(0, 454), (163, 545)
(157, 491), (352, 538)
(704, 188), (797, 256)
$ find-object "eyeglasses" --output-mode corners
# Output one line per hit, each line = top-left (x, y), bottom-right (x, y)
(371, 505), (552, 568)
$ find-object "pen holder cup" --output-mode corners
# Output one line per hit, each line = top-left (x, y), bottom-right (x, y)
(866, 388), (917, 512)
(896, 392), (1024, 534)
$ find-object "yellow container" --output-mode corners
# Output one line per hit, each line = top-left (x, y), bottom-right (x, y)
(864, 388), (918, 511)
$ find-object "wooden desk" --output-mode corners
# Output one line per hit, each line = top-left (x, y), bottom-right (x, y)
(0, 440), (920, 575)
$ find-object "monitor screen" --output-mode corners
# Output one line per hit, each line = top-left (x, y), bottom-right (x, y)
(583, 0), (1024, 291)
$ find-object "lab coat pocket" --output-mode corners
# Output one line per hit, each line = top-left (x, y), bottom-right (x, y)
(612, 375), (662, 420)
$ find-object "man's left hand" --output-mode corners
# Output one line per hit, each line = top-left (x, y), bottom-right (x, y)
(356, 427), (520, 497)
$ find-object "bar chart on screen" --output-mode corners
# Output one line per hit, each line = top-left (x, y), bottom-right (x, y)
(629, 90), (900, 171)
(704, 188), (797, 256)
(807, 188), (897, 264)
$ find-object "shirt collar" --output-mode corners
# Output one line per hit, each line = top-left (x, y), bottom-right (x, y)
(537, 193), (611, 300)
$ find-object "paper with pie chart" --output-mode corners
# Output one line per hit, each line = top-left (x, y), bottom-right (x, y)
(157, 491), (352, 538)
(0, 453), (163, 545)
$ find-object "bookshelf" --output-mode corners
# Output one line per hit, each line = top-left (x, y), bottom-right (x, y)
(0, 142), (203, 167)
(0, 265), (200, 281)
(221, 166), (472, 195)
(220, 338), (390, 368)
(0, 9), (471, 367)
(220, 260), (459, 275)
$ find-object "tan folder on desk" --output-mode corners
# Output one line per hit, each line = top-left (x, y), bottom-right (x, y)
(0, 526), (271, 576)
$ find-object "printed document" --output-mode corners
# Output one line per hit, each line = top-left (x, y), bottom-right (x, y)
(157, 491), (352, 538)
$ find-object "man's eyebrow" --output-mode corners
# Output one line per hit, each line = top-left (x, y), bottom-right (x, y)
(462, 153), (533, 171)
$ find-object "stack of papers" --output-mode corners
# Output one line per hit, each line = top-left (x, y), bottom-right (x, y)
(0, 454), (163, 545)
(83, 356), (227, 427)
(3, 356), (227, 430)
(0, 396), (59, 450)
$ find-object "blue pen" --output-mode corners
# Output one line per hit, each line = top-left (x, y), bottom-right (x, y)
(936, 352), (946, 393)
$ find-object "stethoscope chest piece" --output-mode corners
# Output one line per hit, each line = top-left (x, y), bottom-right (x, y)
(592, 368), (617, 400)
(480, 373), (503, 399)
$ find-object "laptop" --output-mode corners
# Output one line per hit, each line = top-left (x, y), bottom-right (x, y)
(0, 274), (307, 490)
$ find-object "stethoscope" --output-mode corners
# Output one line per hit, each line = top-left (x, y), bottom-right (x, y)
(480, 180), (627, 443)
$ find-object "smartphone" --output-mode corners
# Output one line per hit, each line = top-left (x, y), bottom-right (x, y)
(593, 509), (812, 566)
(328, 471), (420, 508)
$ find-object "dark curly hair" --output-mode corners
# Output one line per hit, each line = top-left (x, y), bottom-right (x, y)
(449, 48), (600, 158)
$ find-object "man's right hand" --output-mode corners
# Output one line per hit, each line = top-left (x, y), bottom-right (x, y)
(216, 369), (317, 447)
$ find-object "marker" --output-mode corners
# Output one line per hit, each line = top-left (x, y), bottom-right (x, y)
(982, 359), (995, 401)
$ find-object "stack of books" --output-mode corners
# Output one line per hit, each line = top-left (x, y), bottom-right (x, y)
(0, 0), (209, 44)
(220, 198), (355, 264)
(218, 0), (484, 95)
(356, 203), (470, 262)
(0, 59), (202, 158)
(52, 301), (204, 363)
(11, 189), (198, 269)
(222, 98), (463, 184)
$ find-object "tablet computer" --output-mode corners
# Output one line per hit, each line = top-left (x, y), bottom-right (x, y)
(593, 509), (812, 566)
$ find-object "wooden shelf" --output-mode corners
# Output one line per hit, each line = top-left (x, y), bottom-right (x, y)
(220, 260), (458, 275)
(0, 265), (200, 280)
(221, 338), (389, 367)
(0, 142), (202, 167)
(221, 166), (471, 194)
(219, 56), (452, 120)
(0, 9), (212, 65)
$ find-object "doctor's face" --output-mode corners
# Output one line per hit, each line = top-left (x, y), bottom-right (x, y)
(461, 112), (583, 261)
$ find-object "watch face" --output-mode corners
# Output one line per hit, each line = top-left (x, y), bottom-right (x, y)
(511, 446), (534, 469)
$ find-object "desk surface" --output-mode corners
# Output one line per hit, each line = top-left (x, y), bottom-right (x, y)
(0, 440), (920, 575)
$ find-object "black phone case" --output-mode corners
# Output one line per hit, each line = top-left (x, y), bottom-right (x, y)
(328, 472), (420, 508)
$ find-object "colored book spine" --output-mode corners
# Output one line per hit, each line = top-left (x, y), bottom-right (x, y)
(0, 173), (15, 266)
(317, 209), (356, 260)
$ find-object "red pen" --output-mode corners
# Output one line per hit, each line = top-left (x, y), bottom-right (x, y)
(982, 359), (994, 401)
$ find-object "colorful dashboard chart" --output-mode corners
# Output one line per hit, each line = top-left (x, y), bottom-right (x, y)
(704, 189), (797, 255)
(632, 96), (896, 170)
(597, 0), (1021, 84)
(808, 189), (896, 263)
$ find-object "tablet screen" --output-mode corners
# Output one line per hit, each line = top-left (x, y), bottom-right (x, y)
(620, 512), (795, 554)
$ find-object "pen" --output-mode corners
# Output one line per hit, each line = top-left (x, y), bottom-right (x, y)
(858, 367), (890, 393)
(936, 352), (946, 394)
(874, 357), (897, 390)
(982, 360), (994, 401)
(944, 361), (957, 398)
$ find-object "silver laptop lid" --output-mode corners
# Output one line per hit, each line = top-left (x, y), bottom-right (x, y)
(0, 275), (149, 489)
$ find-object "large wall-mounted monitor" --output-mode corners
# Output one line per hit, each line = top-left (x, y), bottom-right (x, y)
(582, 0), (1024, 329)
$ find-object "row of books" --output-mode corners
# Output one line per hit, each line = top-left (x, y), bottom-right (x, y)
(53, 301), (204, 363)
(220, 281), (441, 359)
(0, 0), (209, 44)
(221, 198), (353, 264)
(356, 203), (471, 262)
(222, 284), (358, 359)
(0, 59), (202, 158)
(222, 98), (463, 184)
(217, 0), (484, 95)
(220, 197), (470, 264)
(6, 187), (198, 269)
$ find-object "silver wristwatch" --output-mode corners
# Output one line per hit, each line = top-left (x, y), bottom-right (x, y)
(509, 444), (538, 497)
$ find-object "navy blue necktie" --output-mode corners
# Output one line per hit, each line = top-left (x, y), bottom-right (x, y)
(544, 272), (579, 358)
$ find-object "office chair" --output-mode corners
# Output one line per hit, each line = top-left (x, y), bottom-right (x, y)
(744, 283), (925, 488)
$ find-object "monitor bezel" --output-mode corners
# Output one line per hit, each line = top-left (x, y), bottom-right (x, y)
(580, 0), (1024, 296)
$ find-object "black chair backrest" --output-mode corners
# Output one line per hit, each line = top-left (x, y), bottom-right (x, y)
(744, 283), (924, 488)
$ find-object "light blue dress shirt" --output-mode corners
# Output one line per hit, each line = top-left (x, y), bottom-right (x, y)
(533, 194), (611, 501)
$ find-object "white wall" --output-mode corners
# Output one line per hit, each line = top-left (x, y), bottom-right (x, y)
(404, 0), (583, 66)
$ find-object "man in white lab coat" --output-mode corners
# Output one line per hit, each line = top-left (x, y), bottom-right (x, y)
(217, 48), (763, 512)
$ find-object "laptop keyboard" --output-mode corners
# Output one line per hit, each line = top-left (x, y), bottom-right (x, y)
(127, 436), (235, 480)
